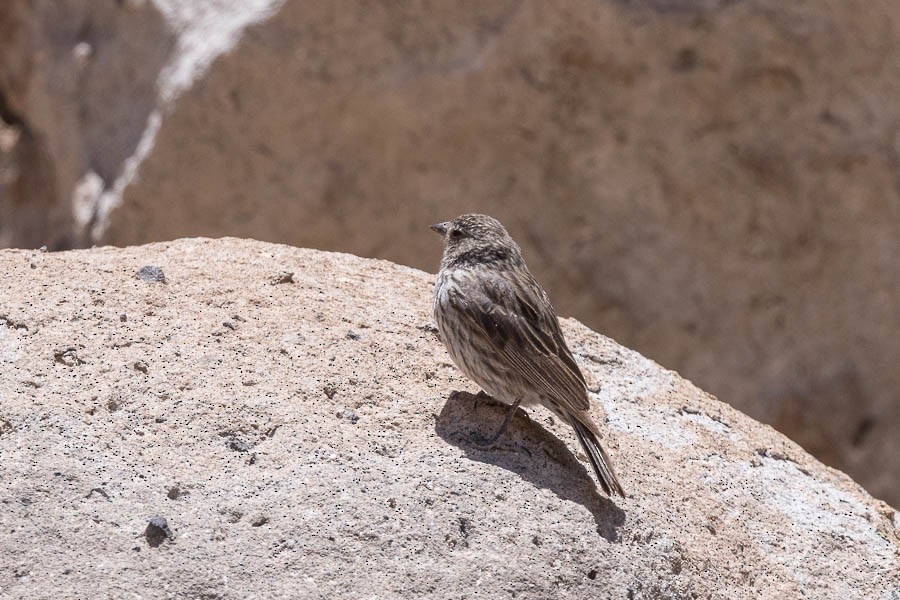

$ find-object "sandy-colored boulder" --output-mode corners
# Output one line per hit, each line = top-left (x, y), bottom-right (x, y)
(1, 0), (899, 506)
(0, 238), (896, 598)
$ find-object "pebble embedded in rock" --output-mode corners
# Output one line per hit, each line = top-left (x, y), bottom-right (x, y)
(250, 515), (269, 527)
(227, 438), (251, 453)
(53, 347), (84, 367)
(336, 410), (359, 424)
(271, 271), (294, 284)
(136, 265), (166, 283)
(145, 516), (173, 547)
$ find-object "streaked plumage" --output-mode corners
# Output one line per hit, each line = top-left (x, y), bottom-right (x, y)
(431, 214), (625, 497)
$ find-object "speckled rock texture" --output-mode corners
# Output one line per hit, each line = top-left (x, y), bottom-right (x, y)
(1, 0), (899, 507)
(0, 238), (897, 599)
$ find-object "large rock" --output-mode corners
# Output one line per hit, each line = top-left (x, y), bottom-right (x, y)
(1, 1), (899, 506)
(0, 238), (897, 598)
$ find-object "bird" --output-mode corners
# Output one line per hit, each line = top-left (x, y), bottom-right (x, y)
(430, 214), (625, 497)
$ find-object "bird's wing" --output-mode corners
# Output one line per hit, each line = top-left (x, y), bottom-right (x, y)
(448, 270), (589, 413)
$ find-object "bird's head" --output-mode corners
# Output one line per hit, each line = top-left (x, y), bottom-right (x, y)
(430, 214), (523, 269)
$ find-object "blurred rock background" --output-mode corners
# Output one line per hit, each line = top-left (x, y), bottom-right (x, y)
(1, 0), (898, 506)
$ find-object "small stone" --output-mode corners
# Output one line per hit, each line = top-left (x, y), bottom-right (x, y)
(227, 438), (252, 453)
(54, 347), (85, 367)
(133, 360), (149, 374)
(136, 265), (166, 283)
(225, 510), (243, 524)
(250, 515), (269, 527)
(271, 271), (294, 284)
(86, 487), (110, 501)
(145, 516), (173, 547)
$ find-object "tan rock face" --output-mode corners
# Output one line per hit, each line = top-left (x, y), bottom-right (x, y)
(0, 239), (897, 598)
(1, 1), (899, 506)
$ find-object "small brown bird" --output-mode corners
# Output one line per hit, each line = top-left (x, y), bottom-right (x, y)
(431, 214), (625, 497)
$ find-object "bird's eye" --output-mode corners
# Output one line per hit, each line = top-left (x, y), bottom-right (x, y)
(449, 229), (464, 240)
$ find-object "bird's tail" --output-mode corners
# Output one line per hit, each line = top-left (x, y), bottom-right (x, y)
(571, 418), (625, 497)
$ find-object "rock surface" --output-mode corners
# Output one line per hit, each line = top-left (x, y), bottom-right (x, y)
(0, 238), (897, 599)
(1, 0), (899, 506)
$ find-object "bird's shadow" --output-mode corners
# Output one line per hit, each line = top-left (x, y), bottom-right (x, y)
(435, 391), (625, 540)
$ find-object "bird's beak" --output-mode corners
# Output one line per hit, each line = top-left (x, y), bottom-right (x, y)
(430, 222), (449, 235)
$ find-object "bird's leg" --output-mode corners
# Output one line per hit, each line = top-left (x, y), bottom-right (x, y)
(476, 397), (523, 448)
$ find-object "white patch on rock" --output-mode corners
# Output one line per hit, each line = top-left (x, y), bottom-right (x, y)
(603, 405), (698, 450)
(682, 410), (735, 439)
(702, 454), (897, 596)
(0, 328), (19, 363)
(591, 351), (699, 449)
(151, 0), (286, 102)
(72, 171), (104, 230)
(92, 110), (162, 240)
(89, 0), (285, 240)
(72, 41), (93, 66)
